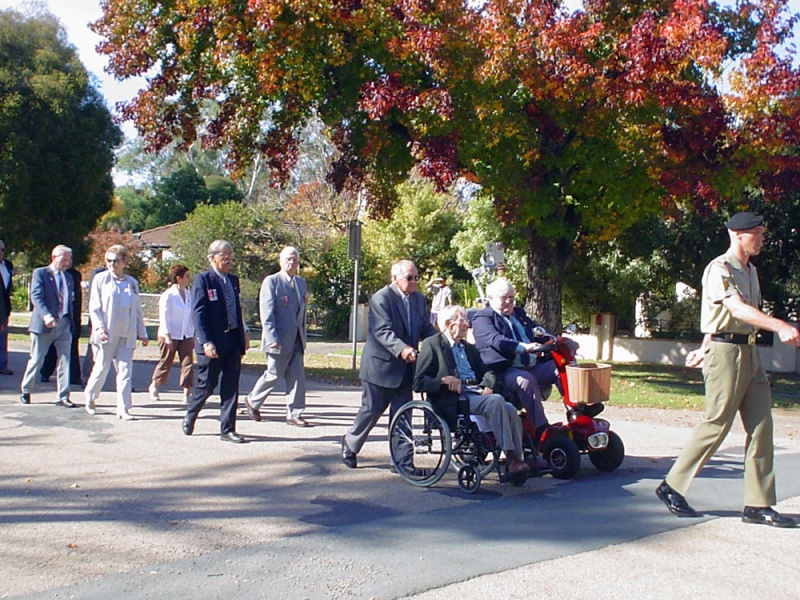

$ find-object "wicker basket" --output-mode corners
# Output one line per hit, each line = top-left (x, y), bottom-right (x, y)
(566, 363), (612, 404)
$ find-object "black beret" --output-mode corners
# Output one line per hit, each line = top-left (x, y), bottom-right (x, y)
(726, 212), (763, 231)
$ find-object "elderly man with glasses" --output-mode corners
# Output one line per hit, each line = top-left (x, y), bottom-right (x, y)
(471, 278), (558, 441)
(341, 259), (437, 468)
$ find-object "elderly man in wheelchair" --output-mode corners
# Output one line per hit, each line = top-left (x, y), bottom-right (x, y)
(389, 305), (531, 489)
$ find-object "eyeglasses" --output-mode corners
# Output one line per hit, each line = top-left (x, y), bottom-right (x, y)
(402, 275), (420, 282)
(106, 257), (123, 264)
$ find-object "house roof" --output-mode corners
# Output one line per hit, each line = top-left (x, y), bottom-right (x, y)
(132, 222), (181, 248)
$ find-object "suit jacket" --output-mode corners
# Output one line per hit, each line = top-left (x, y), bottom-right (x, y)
(28, 266), (75, 334)
(88, 270), (147, 347)
(1, 258), (12, 322)
(414, 333), (497, 428)
(192, 269), (246, 356)
(471, 305), (544, 371)
(359, 283), (437, 388)
(259, 271), (307, 354)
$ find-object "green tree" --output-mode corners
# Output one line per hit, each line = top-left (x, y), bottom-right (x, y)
(93, 0), (800, 330)
(0, 8), (122, 264)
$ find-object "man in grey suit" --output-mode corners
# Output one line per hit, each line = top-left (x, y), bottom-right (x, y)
(20, 245), (76, 407)
(245, 246), (312, 427)
(341, 259), (437, 468)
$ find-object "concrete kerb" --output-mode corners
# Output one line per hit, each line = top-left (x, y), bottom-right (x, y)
(1, 338), (799, 599)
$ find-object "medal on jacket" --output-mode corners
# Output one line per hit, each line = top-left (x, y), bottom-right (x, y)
(207, 289), (218, 301)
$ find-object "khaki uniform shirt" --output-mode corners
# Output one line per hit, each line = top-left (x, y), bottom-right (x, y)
(700, 249), (760, 335)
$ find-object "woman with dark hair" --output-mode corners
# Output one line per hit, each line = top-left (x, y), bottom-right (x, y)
(149, 265), (194, 402)
(149, 264), (194, 403)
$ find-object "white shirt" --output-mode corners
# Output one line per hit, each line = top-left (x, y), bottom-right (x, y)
(157, 284), (195, 340)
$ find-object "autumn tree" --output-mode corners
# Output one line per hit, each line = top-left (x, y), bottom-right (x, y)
(1, 8), (121, 265)
(93, 0), (800, 330)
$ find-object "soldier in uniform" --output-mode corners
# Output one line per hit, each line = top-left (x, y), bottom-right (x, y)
(656, 212), (800, 527)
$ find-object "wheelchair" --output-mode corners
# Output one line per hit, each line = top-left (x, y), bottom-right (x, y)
(388, 398), (522, 493)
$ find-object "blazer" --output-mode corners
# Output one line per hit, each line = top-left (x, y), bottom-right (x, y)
(28, 266), (75, 334)
(413, 332), (497, 428)
(1, 258), (12, 321)
(192, 269), (246, 356)
(259, 271), (307, 354)
(157, 284), (195, 340)
(471, 305), (544, 371)
(359, 284), (437, 388)
(88, 270), (147, 347)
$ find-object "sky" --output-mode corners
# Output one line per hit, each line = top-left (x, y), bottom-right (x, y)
(2, 0), (800, 135)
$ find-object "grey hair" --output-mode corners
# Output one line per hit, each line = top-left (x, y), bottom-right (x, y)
(486, 278), (514, 299)
(280, 246), (299, 260)
(207, 239), (233, 258)
(437, 304), (465, 330)
(105, 244), (128, 261)
(391, 259), (415, 278)
(52, 244), (73, 258)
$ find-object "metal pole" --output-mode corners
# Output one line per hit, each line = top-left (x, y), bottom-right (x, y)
(351, 256), (360, 371)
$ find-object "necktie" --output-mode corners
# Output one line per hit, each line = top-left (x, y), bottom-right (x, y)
(57, 272), (66, 317)
(221, 277), (238, 329)
(403, 295), (411, 330)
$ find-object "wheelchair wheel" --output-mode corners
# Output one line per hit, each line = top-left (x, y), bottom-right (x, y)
(542, 435), (581, 480)
(457, 464), (481, 493)
(450, 429), (497, 478)
(389, 401), (452, 487)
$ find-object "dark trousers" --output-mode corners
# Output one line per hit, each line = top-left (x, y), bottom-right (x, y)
(185, 331), (242, 434)
(344, 369), (413, 454)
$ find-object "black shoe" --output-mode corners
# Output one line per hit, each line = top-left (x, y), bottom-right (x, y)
(182, 418), (195, 436)
(341, 436), (357, 468)
(742, 506), (797, 528)
(220, 431), (246, 443)
(20, 392), (31, 404)
(655, 480), (699, 517)
(55, 398), (77, 408)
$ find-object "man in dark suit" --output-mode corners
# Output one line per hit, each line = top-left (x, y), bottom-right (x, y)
(414, 305), (530, 476)
(341, 259), (437, 468)
(471, 278), (558, 436)
(183, 240), (249, 443)
(245, 246), (311, 426)
(0, 239), (13, 375)
(19, 245), (76, 406)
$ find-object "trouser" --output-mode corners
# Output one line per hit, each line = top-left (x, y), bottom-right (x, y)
(150, 337), (194, 390)
(20, 317), (72, 400)
(247, 336), (305, 418)
(665, 342), (775, 507)
(500, 367), (549, 429)
(0, 319), (8, 370)
(465, 391), (523, 457)
(40, 325), (82, 384)
(84, 336), (134, 412)
(345, 371), (413, 454)
(186, 332), (242, 434)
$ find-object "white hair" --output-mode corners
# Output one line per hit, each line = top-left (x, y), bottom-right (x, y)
(486, 278), (514, 298)
(437, 305), (465, 330)
(280, 246), (299, 260)
(207, 239), (233, 258)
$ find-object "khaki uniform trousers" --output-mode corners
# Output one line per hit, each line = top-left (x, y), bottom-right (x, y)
(666, 342), (775, 507)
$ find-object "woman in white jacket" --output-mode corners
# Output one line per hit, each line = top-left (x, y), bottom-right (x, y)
(84, 245), (149, 419)
(148, 264), (194, 403)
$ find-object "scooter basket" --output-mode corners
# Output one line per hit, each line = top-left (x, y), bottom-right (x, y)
(566, 363), (612, 404)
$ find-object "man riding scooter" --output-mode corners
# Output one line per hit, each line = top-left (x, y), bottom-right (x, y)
(471, 279), (566, 440)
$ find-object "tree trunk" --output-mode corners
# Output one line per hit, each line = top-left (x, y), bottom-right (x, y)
(523, 226), (573, 333)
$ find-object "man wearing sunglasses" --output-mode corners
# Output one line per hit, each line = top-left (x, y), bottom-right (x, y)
(341, 259), (437, 468)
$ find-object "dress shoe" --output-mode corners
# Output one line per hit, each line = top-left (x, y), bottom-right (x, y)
(244, 398), (261, 422)
(655, 480), (699, 517)
(524, 454), (549, 472)
(0, 368), (13, 375)
(55, 398), (77, 408)
(116, 410), (134, 421)
(341, 436), (357, 468)
(148, 383), (160, 401)
(182, 418), (195, 436)
(286, 416), (312, 427)
(742, 506), (797, 528)
(220, 431), (246, 443)
(507, 458), (531, 477)
(20, 392), (31, 404)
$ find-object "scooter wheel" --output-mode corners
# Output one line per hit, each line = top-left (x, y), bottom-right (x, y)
(457, 464), (481, 493)
(589, 430), (625, 472)
(542, 435), (581, 479)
